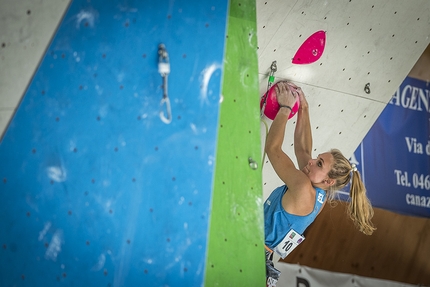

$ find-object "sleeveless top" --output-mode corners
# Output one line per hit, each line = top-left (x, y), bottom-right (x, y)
(264, 185), (326, 250)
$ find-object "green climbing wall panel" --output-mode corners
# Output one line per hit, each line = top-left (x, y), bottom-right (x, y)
(204, 0), (266, 286)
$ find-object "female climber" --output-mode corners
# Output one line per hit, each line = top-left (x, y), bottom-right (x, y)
(264, 81), (376, 285)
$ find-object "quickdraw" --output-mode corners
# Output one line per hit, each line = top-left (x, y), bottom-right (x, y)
(158, 44), (172, 124)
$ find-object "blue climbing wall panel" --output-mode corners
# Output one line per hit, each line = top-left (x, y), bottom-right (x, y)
(0, 0), (228, 286)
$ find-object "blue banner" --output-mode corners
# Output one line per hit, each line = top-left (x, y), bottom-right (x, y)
(350, 77), (430, 218)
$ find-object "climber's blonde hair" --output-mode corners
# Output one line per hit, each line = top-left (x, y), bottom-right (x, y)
(326, 149), (376, 235)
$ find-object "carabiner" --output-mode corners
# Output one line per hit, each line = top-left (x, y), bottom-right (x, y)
(160, 95), (172, 124)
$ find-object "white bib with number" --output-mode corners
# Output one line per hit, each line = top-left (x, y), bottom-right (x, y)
(273, 229), (305, 259)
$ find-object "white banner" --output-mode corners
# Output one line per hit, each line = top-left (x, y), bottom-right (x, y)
(274, 262), (417, 287)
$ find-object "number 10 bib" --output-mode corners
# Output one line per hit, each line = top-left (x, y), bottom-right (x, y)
(274, 229), (305, 259)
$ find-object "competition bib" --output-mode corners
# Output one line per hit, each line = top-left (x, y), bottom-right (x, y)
(274, 229), (305, 259)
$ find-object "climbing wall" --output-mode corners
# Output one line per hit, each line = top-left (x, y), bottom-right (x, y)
(0, 0), (229, 286)
(257, 0), (430, 197)
(205, 0), (266, 286)
(0, 0), (70, 135)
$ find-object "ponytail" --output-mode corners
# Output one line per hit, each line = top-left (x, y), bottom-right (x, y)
(348, 170), (376, 235)
(327, 149), (376, 235)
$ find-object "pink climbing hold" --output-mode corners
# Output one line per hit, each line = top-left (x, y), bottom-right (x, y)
(292, 30), (326, 64)
(260, 83), (300, 120)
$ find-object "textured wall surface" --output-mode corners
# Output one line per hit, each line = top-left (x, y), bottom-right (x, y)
(205, 0), (266, 286)
(0, 0), (229, 286)
(0, 0), (70, 137)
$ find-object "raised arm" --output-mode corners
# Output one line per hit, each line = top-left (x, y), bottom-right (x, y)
(265, 82), (308, 189)
(293, 86), (313, 170)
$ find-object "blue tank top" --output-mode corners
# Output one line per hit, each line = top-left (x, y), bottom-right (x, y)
(264, 185), (326, 250)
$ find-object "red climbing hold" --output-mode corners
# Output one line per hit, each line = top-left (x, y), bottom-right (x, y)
(292, 30), (326, 64)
